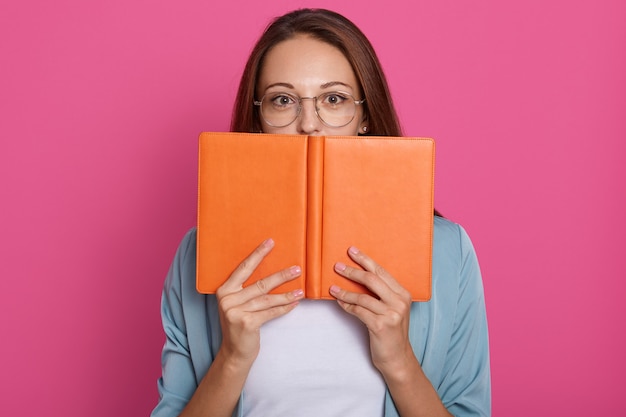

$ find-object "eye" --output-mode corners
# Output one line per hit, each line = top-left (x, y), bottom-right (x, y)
(269, 93), (297, 109)
(321, 92), (349, 107)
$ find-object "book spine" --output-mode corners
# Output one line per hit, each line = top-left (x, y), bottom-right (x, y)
(305, 136), (324, 298)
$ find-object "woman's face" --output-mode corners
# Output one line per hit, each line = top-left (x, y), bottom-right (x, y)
(256, 35), (367, 136)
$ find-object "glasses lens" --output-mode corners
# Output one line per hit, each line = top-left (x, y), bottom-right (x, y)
(260, 93), (300, 127)
(316, 92), (357, 127)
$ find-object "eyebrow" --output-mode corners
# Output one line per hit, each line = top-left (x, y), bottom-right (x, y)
(264, 82), (295, 90)
(263, 81), (353, 91)
(320, 81), (351, 89)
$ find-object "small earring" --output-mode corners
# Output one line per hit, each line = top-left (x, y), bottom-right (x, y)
(362, 126), (368, 133)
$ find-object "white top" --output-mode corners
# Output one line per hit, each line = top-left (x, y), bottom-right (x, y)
(242, 299), (386, 416)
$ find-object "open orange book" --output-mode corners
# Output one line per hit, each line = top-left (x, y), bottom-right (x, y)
(197, 132), (434, 301)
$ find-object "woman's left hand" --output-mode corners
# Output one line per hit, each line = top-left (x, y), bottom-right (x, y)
(329, 246), (415, 378)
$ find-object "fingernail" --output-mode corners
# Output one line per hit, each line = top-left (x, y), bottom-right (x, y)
(335, 262), (346, 272)
(329, 285), (340, 294)
(263, 238), (275, 248)
(290, 265), (302, 276)
(348, 246), (359, 255)
(292, 289), (304, 298)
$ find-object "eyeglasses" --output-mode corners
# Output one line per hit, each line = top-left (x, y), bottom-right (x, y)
(253, 91), (365, 128)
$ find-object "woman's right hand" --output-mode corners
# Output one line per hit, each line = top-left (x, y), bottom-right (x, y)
(178, 239), (303, 417)
(215, 238), (304, 368)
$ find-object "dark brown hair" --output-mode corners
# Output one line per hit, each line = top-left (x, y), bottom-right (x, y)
(230, 8), (402, 136)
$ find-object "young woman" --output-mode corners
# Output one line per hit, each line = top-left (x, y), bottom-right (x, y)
(152, 9), (490, 417)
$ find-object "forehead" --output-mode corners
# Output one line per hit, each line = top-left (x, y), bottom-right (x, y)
(257, 35), (359, 92)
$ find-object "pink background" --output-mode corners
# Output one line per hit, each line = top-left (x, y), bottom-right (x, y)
(1, 0), (624, 415)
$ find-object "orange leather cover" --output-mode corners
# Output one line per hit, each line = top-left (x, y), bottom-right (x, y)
(196, 132), (434, 301)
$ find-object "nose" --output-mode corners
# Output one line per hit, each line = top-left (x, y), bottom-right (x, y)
(296, 98), (322, 135)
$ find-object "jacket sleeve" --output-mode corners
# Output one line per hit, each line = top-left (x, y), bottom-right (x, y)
(151, 229), (200, 417)
(384, 221), (491, 417)
(440, 225), (491, 416)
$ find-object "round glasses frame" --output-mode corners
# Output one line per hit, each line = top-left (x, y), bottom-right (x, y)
(253, 91), (366, 128)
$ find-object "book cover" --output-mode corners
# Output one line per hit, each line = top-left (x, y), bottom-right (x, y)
(197, 132), (434, 301)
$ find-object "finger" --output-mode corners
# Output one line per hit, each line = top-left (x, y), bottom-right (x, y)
(220, 238), (275, 293)
(255, 301), (301, 324)
(241, 265), (302, 299)
(334, 298), (379, 328)
(225, 298), (302, 331)
(334, 261), (394, 301)
(220, 265), (302, 309)
(346, 246), (407, 295)
(329, 284), (386, 315)
(242, 288), (305, 313)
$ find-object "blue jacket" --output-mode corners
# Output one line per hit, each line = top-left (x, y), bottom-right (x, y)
(152, 216), (491, 416)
